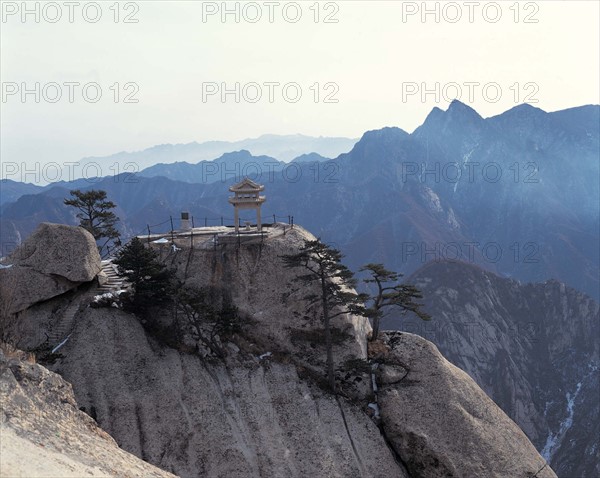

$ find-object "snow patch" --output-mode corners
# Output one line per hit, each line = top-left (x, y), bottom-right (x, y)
(51, 334), (72, 354)
(454, 147), (476, 193)
(541, 380), (584, 460)
(368, 403), (380, 418)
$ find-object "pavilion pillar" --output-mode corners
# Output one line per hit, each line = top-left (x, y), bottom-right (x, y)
(234, 206), (239, 233)
(256, 207), (262, 232)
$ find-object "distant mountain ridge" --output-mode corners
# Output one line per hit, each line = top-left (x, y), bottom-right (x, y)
(0, 150), (332, 204)
(139, 150), (286, 184)
(1, 102), (598, 300)
(40, 134), (357, 185)
(0, 180), (44, 206)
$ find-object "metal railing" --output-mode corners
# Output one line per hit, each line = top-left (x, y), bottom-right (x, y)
(102, 213), (294, 258)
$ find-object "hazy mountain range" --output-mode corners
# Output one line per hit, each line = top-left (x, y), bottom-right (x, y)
(15, 134), (353, 185)
(2, 101), (598, 299)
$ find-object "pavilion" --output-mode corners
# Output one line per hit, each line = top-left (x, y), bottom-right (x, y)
(228, 178), (266, 233)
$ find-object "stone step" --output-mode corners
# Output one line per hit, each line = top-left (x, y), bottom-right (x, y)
(48, 302), (81, 344)
(98, 259), (124, 291)
(47, 260), (128, 348)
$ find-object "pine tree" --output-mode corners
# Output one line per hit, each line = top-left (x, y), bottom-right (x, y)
(64, 189), (120, 255)
(175, 286), (240, 358)
(361, 263), (430, 341)
(282, 239), (366, 392)
(113, 237), (173, 313)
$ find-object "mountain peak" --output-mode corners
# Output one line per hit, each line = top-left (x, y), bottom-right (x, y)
(448, 98), (469, 109)
(446, 99), (483, 120)
(490, 103), (547, 121)
(215, 149), (272, 163)
(291, 152), (330, 163)
(359, 126), (409, 143)
(414, 101), (485, 138)
(218, 149), (252, 158)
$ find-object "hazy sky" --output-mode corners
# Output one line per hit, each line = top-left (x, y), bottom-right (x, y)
(1, 0), (599, 176)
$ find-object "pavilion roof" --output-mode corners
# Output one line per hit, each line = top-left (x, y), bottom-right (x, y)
(229, 177), (265, 192)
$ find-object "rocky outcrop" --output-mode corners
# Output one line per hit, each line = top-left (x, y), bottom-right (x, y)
(6, 225), (561, 478)
(164, 225), (371, 369)
(0, 349), (176, 478)
(52, 307), (407, 478)
(0, 223), (101, 314)
(377, 332), (556, 478)
(392, 260), (600, 478)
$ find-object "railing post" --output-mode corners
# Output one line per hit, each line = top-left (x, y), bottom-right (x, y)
(170, 216), (174, 242)
(147, 225), (151, 243)
(291, 216), (294, 228)
(205, 217), (207, 227)
(221, 216), (223, 226)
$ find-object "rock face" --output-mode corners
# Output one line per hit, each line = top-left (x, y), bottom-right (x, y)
(164, 225), (371, 367)
(53, 307), (407, 478)
(7, 224), (559, 478)
(0, 349), (176, 478)
(388, 260), (600, 478)
(378, 332), (557, 478)
(0, 223), (101, 314)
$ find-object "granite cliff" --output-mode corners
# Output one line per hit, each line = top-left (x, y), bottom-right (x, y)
(0, 223), (557, 477)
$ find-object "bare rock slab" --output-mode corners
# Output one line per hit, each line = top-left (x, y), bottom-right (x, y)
(378, 332), (557, 478)
(0, 349), (177, 478)
(54, 307), (407, 478)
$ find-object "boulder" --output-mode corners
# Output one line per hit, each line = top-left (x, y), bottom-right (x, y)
(0, 349), (176, 478)
(378, 332), (557, 478)
(8, 222), (101, 282)
(0, 223), (101, 313)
